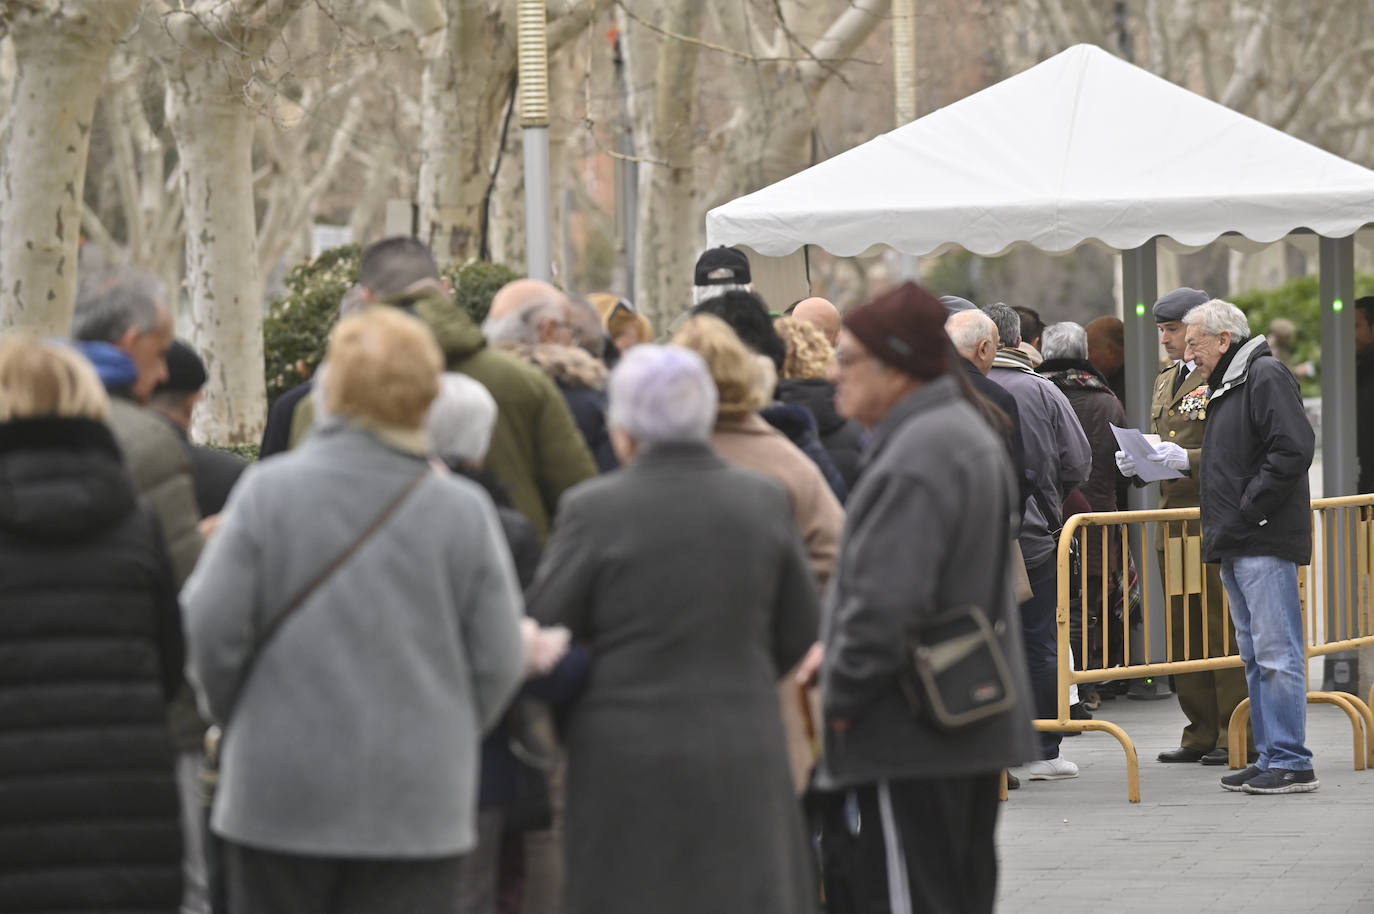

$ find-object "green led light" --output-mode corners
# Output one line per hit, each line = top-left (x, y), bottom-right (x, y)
(1334, 298), (1344, 312)
(1135, 302), (1146, 316)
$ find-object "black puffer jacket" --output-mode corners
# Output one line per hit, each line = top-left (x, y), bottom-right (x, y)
(0, 418), (184, 913)
(775, 378), (867, 490)
(1199, 337), (1315, 566)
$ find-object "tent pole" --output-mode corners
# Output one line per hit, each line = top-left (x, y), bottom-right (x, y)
(1319, 235), (1356, 498)
(1122, 240), (1159, 513)
(1121, 239), (1171, 694)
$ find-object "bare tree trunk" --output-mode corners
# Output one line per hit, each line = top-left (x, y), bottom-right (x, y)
(165, 57), (267, 444)
(416, 2), (516, 262)
(148, 0), (308, 444)
(0, 0), (142, 333)
(626, 1), (704, 332)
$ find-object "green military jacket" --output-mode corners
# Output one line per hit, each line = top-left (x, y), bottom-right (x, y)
(1151, 360), (1209, 509)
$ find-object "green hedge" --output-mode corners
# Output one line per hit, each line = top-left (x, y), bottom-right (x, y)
(1231, 272), (1374, 395)
(263, 246), (521, 407)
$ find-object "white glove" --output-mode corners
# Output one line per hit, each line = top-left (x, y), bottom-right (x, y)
(1114, 450), (1138, 478)
(1147, 441), (1190, 472)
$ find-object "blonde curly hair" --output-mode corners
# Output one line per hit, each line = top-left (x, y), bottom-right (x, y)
(671, 314), (764, 421)
(774, 316), (835, 380)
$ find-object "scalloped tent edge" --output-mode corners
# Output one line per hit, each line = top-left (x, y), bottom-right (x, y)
(705, 42), (1369, 505)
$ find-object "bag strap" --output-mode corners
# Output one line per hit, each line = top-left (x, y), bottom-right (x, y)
(236, 467), (430, 696)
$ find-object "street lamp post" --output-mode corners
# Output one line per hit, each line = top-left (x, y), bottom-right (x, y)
(518, 0), (553, 282)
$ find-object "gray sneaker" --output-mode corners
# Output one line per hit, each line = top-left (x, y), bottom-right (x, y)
(1242, 768), (1319, 794)
(1220, 764), (1264, 792)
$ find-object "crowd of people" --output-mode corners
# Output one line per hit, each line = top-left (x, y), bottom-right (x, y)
(0, 237), (1323, 914)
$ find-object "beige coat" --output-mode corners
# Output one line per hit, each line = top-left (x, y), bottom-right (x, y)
(712, 413), (844, 789)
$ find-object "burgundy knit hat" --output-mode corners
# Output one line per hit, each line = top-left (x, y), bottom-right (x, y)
(842, 281), (949, 380)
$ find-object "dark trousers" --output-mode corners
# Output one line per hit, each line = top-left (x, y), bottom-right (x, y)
(840, 774), (1000, 914)
(1020, 556), (1062, 759)
(224, 842), (462, 914)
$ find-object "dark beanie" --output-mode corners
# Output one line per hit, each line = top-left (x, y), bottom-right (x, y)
(156, 339), (208, 394)
(842, 282), (948, 380)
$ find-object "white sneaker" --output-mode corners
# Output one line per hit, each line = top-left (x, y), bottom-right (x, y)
(1025, 756), (1079, 780)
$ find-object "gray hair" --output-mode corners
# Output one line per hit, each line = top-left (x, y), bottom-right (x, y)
(945, 309), (997, 356)
(426, 372), (498, 466)
(608, 344), (717, 445)
(1040, 322), (1088, 361)
(982, 303), (1022, 349)
(482, 298), (565, 345)
(1182, 299), (1250, 341)
(72, 265), (167, 342)
(692, 282), (750, 305)
(566, 295), (607, 358)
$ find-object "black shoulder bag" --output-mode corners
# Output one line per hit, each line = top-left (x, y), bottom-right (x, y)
(898, 497), (1019, 730)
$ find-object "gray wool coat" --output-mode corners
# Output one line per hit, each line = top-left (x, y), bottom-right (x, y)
(819, 376), (1039, 788)
(182, 424), (526, 858)
(526, 441), (820, 914)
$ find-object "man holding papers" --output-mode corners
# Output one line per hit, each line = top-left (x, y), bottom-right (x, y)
(1114, 288), (1252, 767)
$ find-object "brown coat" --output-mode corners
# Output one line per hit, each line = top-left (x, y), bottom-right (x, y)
(712, 413), (843, 789)
(712, 413), (843, 587)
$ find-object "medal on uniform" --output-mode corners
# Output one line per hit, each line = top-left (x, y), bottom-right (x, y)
(1199, 408), (1205, 419)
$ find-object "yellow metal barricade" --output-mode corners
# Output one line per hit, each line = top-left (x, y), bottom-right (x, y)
(1036, 496), (1374, 803)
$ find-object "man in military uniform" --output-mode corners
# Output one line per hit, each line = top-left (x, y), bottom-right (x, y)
(1115, 287), (1253, 766)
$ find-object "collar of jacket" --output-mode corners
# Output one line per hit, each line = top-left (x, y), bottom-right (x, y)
(992, 347), (1035, 372)
(634, 438), (722, 469)
(1037, 357), (1113, 390)
(500, 341), (608, 390)
(0, 416), (123, 459)
(862, 373), (959, 464)
(317, 416), (431, 457)
(1208, 335), (1268, 402)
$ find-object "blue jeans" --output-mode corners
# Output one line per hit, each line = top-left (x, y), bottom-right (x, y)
(1220, 556), (1313, 771)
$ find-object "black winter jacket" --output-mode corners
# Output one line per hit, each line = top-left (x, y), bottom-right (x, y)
(775, 378), (866, 491)
(0, 418), (184, 913)
(1198, 337), (1315, 565)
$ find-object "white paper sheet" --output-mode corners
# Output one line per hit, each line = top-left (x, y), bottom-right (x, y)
(1111, 423), (1185, 482)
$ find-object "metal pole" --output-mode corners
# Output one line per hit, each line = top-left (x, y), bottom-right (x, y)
(517, 0), (553, 282)
(1122, 239), (1160, 512)
(1320, 235), (1356, 498)
(1122, 240), (1170, 692)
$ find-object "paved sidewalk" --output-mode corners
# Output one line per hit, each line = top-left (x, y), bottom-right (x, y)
(997, 690), (1374, 913)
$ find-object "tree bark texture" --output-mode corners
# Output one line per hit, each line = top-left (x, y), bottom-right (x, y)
(0, 0), (142, 334)
(151, 0), (308, 444)
(626, 1), (704, 332)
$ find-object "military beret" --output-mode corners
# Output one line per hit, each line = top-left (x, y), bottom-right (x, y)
(1152, 287), (1209, 323)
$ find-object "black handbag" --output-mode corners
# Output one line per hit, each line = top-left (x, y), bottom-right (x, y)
(504, 698), (557, 833)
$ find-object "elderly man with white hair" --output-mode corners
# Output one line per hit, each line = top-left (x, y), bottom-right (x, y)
(1182, 298), (1317, 795)
(526, 344), (820, 914)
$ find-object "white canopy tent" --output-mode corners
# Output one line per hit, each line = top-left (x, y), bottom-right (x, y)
(706, 43), (1374, 499)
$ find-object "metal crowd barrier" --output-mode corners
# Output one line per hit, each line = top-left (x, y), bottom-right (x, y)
(1036, 495), (1374, 803)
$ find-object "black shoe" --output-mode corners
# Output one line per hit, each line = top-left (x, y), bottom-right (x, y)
(1199, 748), (1230, 766)
(1158, 747), (1207, 763)
(1220, 764), (1265, 792)
(1242, 768), (1319, 794)
(1006, 772), (1020, 790)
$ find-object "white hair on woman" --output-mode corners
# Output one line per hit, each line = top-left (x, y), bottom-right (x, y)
(425, 372), (499, 466)
(1182, 299), (1251, 341)
(608, 344), (717, 445)
(1040, 321), (1088, 361)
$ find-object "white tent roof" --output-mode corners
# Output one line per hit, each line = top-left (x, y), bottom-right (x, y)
(705, 44), (1374, 258)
